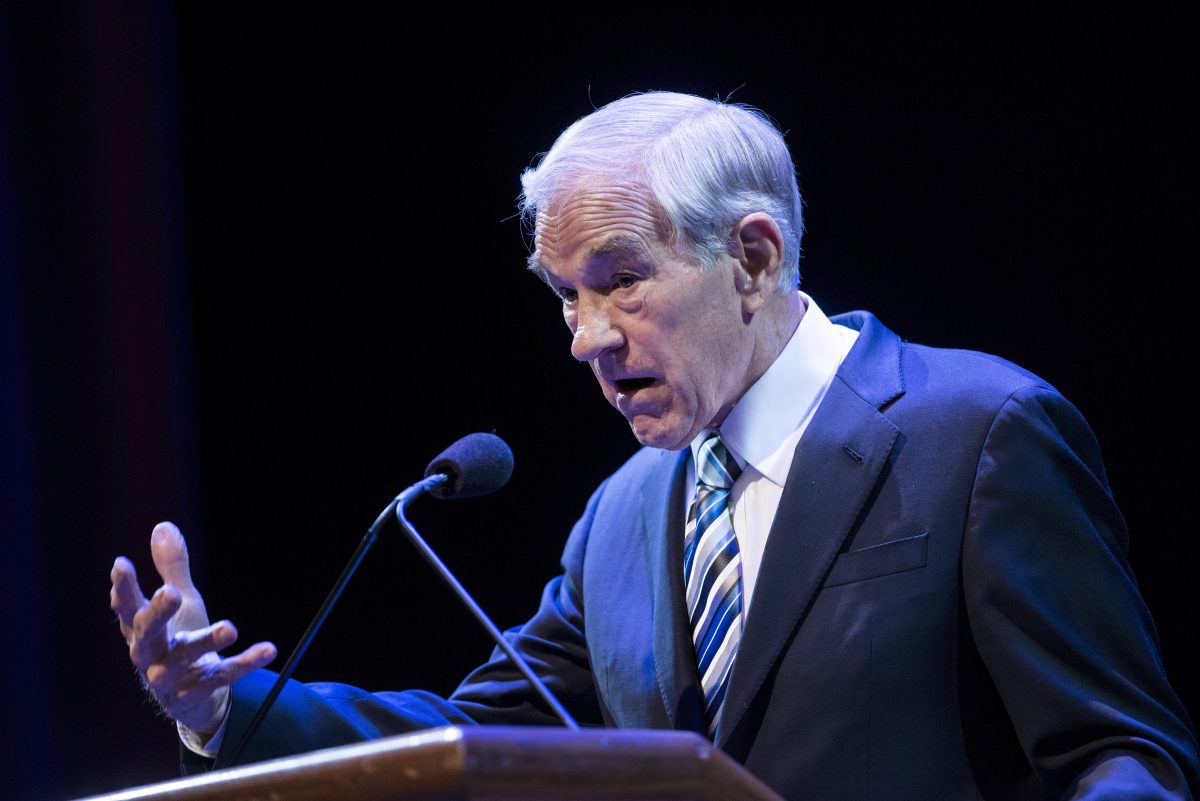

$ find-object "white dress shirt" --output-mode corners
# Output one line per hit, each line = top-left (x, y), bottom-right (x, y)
(686, 293), (858, 617)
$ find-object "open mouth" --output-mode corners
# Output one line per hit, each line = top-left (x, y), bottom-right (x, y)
(615, 377), (656, 393)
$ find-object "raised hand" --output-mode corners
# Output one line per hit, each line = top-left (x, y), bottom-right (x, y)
(110, 522), (277, 736)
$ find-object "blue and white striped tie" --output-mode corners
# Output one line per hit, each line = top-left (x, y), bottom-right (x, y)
(683, 434), (743, 737)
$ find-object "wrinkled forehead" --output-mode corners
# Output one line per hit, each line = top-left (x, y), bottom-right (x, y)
(532, 181), (671, 274)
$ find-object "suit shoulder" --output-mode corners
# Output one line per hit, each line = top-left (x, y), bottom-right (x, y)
(833, 310), (1066, 416)
(899, 340), (1064, 410)
(893, 341), (1107, 476)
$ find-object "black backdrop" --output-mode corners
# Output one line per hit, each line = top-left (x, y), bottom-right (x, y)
(0, 6), (1195, 799)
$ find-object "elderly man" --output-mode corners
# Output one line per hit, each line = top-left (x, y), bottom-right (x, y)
(112, 92), (1198, 800)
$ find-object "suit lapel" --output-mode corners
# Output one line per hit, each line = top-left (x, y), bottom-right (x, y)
(639, 447), (709, 734)
(716, 312), (905, 748)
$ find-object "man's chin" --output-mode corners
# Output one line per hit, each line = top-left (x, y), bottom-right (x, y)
(627, 415), (695, 451)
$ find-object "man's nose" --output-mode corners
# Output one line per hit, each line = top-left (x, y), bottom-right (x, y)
(570, 300), (624, 362)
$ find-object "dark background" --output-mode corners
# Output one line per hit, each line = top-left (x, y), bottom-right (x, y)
(1, 6), (1195, 799)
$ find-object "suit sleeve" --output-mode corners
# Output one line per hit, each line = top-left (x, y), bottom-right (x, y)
(962, 385), (1199, 799)
(185, 479), (608, 773)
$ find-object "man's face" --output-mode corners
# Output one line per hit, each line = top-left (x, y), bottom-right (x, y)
(533, 183), (756, 450)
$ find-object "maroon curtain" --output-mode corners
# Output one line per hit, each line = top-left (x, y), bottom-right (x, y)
(0, 3), (196, 797)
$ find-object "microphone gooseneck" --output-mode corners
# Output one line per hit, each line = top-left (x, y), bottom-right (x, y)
(394, 470), (579, 731)
(220, 433), (573, 770)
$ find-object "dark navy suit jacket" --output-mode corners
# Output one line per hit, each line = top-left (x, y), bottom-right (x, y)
(200, 312), (1199, 800)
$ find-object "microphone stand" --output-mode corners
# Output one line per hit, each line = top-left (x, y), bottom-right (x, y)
(393, 480), (580, 730)
(220, 477), (446, 768)
(221, 464), (578, 769)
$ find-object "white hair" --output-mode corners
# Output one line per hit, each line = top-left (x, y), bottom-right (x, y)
(519, 91), (804, 292)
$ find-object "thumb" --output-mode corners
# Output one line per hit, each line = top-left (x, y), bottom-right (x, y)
(150, 521), (198, 594)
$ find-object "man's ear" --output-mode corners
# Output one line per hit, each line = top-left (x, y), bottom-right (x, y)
(730, 213), (784, 314)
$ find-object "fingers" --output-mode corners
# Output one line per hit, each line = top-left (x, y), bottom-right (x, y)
(169, 620), (239, 664)
(139, 618), (277, 727)
(150, 641), (277, 731)
(184, 642), (278, 699)
(110, 556), (148, 636)
(147, 521), (211, 632)
(150, 521), (197, 593)
(129, 584), (183, 670)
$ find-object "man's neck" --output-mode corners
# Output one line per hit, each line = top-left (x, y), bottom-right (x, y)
(744, 291), (806, 398)
(710, 291), (806, 431)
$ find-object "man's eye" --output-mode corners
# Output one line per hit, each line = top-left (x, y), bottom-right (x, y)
(614, 273), (639, 289)
(558, 287), (578, 303)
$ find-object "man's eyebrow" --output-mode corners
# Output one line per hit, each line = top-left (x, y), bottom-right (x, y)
(527, 234), (649, 287)
(583, 234), (649, 263)
(526, 255), (552, 286)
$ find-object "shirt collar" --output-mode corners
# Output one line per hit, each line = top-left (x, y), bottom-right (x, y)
(691, 293), (856, 486)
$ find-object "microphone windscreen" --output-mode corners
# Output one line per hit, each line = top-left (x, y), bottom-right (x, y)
(424, 433), (514, 499)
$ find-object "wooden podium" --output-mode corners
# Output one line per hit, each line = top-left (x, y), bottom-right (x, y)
(77, 726), (785, 801)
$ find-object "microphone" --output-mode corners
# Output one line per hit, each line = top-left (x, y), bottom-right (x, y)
(424, 432), (514, 499)
(222, 433), (534, 769)
(397, 434), (579, 731)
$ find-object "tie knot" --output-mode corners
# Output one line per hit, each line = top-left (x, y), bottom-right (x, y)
(696, 434), (740, 490)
